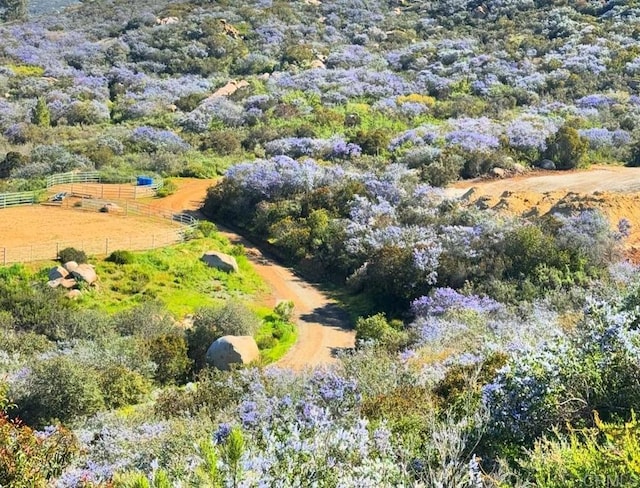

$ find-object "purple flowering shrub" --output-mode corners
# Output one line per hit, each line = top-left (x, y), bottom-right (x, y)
(129, 126), (190, 154)
(483, 299), (640, 447)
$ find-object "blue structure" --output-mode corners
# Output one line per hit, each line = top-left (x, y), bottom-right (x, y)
(136, 176), (153, 186)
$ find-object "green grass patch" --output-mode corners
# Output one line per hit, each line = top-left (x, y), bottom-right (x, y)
(78, 235), (266, 317)
(255, 306), (298, 364)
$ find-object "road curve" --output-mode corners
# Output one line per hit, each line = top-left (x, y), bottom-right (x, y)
(149, 178), (356, 370)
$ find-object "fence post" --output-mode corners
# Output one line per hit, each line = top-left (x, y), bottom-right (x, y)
(56, 243), (59, 259)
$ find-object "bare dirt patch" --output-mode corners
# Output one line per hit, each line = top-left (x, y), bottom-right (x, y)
(0, 205), (182, 263)
(447, 165), (640, 260)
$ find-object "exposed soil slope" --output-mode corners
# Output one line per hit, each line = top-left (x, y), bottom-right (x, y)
(448, 165), (640, 260)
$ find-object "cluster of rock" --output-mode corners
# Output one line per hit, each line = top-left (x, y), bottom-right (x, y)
(47, 261), (98, 298)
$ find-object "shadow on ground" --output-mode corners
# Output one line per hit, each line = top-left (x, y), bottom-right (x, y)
(299, 303), (352, 331)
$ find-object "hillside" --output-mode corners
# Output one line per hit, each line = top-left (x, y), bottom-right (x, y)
(2, 0), (640, 486)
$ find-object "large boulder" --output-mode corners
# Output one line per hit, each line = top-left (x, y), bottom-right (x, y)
(538, 159), (556, 170)
(201, 251), (239, 273)
(205, 336), (260, 371)
(71, 264), (98, 285)
(48, 266), (69, 281)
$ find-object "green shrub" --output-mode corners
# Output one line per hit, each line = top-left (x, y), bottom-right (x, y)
(187, 302), (261, 372)
(98, 365), (152, 409)
(197, 221), (217, 238)
(106, 250), (135, 265)
(351, 128), (390, 156)
(355, 313), (407, 350)
(156, 178), (178, 197)
(18, 356), (105, 426)
(521, 412), (640, 487)
(114, 302), (176, 338)
(201, 129), (242, 155)
(57, 247), (87, 264)
(545, 125), (587, 170)
(274, 300), (295, 322)
(145, 333), (192, 384)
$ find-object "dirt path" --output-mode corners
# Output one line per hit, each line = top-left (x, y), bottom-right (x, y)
(150, 178), (356, 370)
(448, 165), (640, 196)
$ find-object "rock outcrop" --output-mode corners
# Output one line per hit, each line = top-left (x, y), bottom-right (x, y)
(205, 336), (260, 370)
(201, 251), (239, 273)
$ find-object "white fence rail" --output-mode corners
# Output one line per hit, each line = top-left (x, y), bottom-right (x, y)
(45, 171), (101, 187)
(0, 191), (39, 208)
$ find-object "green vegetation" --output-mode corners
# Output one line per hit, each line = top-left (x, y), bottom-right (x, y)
(82, 236), (265, 316)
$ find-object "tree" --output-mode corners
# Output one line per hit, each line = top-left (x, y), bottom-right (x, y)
(544, 125), (587, 170)
(0, 0), (27, 22)
(0, 151), (27, 178)
(31, 98), (50, 127)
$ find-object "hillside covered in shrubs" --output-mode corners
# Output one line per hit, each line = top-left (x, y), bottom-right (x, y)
(3, 0), (640, 486)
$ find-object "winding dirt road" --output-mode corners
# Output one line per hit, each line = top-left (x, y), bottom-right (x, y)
(148, 178), (355, 370)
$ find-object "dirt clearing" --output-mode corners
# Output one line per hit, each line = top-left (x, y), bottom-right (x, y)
(447, 165), (640, 260)
(0, 205), (182, 263)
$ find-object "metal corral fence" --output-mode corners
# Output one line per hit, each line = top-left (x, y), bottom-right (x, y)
(49, 182), (158, 200)
(45, 171), (101, 187)
(0, 171), (163, 210)
(0, 191), (41, 208)
(66, 198), (198, 226)
(45, 171), (163, 199)
(0, 231), (186, 265)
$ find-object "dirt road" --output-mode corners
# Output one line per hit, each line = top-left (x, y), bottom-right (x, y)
(448, 165), (640, 260)
(449, 165), (640, 196)
(150, 178), (356, 370)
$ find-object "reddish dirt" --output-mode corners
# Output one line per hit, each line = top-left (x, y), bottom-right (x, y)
(0, 205), (181, 263)
(149, 178), (356, 370)
(447, 165), (640, 261)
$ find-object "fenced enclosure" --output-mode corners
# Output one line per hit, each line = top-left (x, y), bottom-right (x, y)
(0, 190), (199, 265)
(0, 171), (164, 211)
(0, 231), (187, 265)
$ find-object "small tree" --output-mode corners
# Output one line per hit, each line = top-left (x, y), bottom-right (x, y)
(18, 356), (105, 426)
(32, 98), (50, 127)
(544, 125), (587, 170)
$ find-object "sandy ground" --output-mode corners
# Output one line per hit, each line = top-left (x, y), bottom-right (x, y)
(449, 165), (640, 196)
(0, 206), (180, 246)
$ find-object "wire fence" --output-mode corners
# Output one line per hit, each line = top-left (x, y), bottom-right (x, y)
(1, 197), (199, 265)
(0, 231), (187, 265)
